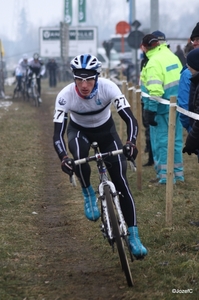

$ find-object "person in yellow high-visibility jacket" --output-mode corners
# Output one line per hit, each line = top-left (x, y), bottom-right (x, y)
(140, 34), (184, 185)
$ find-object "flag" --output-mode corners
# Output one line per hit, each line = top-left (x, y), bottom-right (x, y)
(0, 39), (5, 57)
(78, 0), (86, 23)
(64, 0), (72, 25)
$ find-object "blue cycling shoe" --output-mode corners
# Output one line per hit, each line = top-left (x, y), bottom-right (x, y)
(82, 185), (100, 221)
(128, 226), (148, 259)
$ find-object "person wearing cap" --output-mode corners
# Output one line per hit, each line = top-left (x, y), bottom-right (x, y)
(53, 53), (148, 259)
(140, 52), (154, 167)
(140, 34), (184, 185)
(141, 30), (167, 169)
(183, 48), (199, 227)
(151, 30), (166, 44)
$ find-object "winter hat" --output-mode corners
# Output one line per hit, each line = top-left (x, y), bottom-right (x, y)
(141, 34), (159, 48)
(187, 48), (199, 71)
(190, 22), (199, 41)
(152, 30), (166, 41)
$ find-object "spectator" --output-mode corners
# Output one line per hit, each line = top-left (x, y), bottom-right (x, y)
(141, 30), (169, 168)
(140, 51), (154, 167)
(140, 34), (184, 185)
(182, 48), (199, 226)
(188, 22), (199, 127)
(175, 45), (186, 67)
(183, 48), (199, 151)
(46, 58), (58, 87)
(177, 42), (194, 132)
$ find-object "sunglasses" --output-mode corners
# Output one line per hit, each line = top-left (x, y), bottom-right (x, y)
(191, 37), (199, 44)
(74, 75), (96, 82)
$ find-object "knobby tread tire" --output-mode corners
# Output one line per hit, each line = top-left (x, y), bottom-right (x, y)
(104, 185), (133, 287)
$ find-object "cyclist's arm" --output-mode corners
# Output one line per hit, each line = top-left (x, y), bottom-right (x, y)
(53, 110), (68, 160)
(40, 64), (46, 76)
(112, 95), (138, 144)
(118, 107), (138, 144)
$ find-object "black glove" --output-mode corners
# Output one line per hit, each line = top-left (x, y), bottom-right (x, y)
(182, 146), (198, 156)
(61, 156), (74, 176)
(123, 141), (138, 160)
(147, 110), (157, 126)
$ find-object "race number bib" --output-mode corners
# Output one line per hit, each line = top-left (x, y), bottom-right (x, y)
(112, 95), (130, 112)
(53, 109), (65, 123)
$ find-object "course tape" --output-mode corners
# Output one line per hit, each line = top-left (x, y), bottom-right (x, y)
(140, 90), (199, 121)
(107, 76), (199, 121)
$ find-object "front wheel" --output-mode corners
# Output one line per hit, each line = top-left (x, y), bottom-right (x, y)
(104, 185), (133, 287)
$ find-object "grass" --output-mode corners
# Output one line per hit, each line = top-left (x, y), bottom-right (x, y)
(0, 79), (198, 299)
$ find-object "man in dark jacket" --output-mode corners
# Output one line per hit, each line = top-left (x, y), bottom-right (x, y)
(188, 22), (199, 127)
(46, 58), (58, 87)
(183, 48), (199, 227)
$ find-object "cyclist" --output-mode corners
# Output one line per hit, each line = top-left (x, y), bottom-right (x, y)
(14, 53), (29, 92)
(53, 54), (147, 259)
(27, 53), (46, 103)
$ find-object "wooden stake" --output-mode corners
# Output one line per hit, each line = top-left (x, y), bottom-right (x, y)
(135, 88), (142, 191)
(166, 96), (176, 226)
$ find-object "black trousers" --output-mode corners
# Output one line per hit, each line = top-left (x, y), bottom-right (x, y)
(67, 116), (137, 227)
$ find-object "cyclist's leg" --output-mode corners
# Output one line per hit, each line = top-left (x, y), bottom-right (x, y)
(97, 122), (147, 258)
(67, 123), (100, 221)
(36, 76), (41, 95)
(17, 76), (22, 91)
(27, 72), (33, 92)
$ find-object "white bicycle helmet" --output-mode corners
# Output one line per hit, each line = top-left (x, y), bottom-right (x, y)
(70, 54), (102, 74)
(22, 53), (28, 60)
(33, 53), (39, 60)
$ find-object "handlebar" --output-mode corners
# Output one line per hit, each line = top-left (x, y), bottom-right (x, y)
(70, 145), (136, 186)
(73, 149), (123, 166)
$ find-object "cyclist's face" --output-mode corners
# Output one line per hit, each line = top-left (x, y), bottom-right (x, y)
(74, 75), (96, 97)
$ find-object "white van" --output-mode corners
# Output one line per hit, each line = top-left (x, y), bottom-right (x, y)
(97, 47), (120, 72)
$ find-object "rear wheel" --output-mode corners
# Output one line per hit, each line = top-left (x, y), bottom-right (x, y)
(104, 185), (133, 287)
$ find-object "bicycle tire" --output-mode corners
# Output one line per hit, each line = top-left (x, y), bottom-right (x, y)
(31, 86), (38, 107)
(13, 85), (19, 100)
(21, 81), (27, 101)
(104, 185), (133, 287)
(35, 96), (40, 107)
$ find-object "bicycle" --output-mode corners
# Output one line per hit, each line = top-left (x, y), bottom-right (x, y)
(71, 141), (136, 287)
(28, 74), (41, 107)
(13, 76), (28, 101)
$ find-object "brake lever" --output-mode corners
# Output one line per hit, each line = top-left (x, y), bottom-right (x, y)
(129, 158), (137, 172)
(70, 174), (77, 186)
